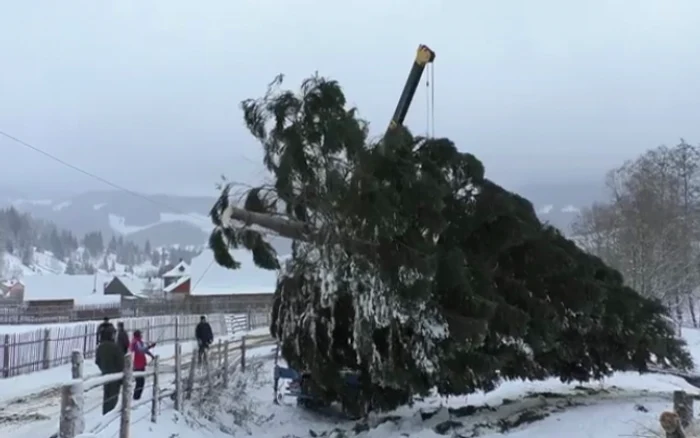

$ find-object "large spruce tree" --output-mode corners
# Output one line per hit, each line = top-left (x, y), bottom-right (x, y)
(209, 74), (692, 415)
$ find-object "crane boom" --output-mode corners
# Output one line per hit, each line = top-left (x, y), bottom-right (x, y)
(387, 44), (436, 132)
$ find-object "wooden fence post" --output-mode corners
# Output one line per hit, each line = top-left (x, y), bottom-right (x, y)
(71, 350), (84, 379)
(247, 309), (252, 331)
(223, 340), (229, 389)
(82, 325), (89, 356)
(120, 354), (133, 438)
(217, 340), (222, 368)
(174, 316), (179, 341)
(145, 320), (151, 342)
(186, 350), (196, 400)
(59, 379), (85, 438)
(240, 336), (246, 372)
(674, 390), (693, 428)
(42, 329), (51, 370)
(174, 343), (182, 411)
(151, 355), (159, 423)
(3, 334), (10, 378)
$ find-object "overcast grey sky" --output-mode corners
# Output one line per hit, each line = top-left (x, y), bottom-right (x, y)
(1, 0), (699, 197)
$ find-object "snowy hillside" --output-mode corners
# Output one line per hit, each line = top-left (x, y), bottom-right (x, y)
(2, 248), (160, 279)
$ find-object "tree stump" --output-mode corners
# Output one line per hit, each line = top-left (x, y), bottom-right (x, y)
(661, 411), (686, 438)
(674, 390), (693, 428)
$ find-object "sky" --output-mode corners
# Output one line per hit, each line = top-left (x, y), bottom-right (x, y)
(1, 0), (700, 197)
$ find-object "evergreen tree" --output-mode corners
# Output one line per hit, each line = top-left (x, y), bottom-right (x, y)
(65, 259), (76, 275)
(209, 75), (693, 415)
(144, 239), (151, 255)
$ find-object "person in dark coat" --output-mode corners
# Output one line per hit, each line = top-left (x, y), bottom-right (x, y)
(95, 329), (124, 415)
(195, 315), (214, 365)
(116, 322), (130, 355)
(96, 317), (115, 345)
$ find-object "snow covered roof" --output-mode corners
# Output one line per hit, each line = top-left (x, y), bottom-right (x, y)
(22, 273), (116, 304)
(162, 260), (190, 278)
(112, 276), (161, 296)
(189, 248), (278, 296)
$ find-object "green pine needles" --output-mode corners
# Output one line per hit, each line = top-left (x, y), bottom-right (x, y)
(208, 74), (692, 416)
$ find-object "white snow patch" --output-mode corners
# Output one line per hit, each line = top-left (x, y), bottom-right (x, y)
(561, 205), (580, 213)
(537, 204), (554, 215)
(108, 212), (211, 235)
(52, 201), (72, 211)
(11, 199), (52, 206)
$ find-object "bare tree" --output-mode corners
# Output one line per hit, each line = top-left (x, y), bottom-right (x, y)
(574, 141), (700, 326)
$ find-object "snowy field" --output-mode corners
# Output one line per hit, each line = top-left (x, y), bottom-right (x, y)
(3, 328), (700, 438)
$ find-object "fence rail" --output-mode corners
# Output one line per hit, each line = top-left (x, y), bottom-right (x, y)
(0, 296), (273, 325)
(0, 309), (270, 379)
(61, 333), (276, 438)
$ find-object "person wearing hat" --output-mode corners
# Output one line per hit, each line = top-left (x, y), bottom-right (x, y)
(195, 315), (214, 366)
(95, 329), (124, 414)
(96, 317), (115, 345)
(129, 329), (156, 400)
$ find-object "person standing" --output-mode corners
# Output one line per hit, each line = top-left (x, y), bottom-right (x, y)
(130, 329), (156, 400)
(195, 315), (214, 366)
(95, 329), (124, 415)
(96, 317), (115, 345)
(116, 322), (130, 355)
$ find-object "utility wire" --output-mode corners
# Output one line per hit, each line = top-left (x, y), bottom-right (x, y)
(0, 129), (211, 226)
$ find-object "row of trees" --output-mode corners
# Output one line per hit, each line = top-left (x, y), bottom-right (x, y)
(573, 140), (700, 327)
(0, 207), (200, 277)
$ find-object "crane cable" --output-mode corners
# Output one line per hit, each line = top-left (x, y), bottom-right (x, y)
(425, 63), (436, 138)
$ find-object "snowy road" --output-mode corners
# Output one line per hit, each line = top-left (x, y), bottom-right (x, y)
(0, 335), (274, 438)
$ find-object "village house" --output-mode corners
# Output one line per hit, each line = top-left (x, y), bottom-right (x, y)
(155, 249), (277, 311)
(0, 279), (24, 300)
(21, 273), (121, 318)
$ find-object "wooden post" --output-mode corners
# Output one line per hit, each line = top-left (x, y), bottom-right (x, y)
(3, 334), (10, 378)
(59, 379), (85, 438)
(186, 350), (197, 400)
(120, 354), (133, 438)
(71, 350), (84, 379)
(151, 355), (159, 423)
(174, 343), (182, 411)
(82, 325), (89, 356)
(247, 308), (252, 331)
(674, 390), (693, 428)
(240, 336), (246, 372)
(217, 339), (222, 369)
(205, 355), (213, 393)
(174, 316), (179, 342)
(222, 340), (230, 389)
(145, 320), (151, 342)
(42, 329), (51, 370)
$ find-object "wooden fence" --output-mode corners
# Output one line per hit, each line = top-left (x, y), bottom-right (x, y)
(0, 295), (273, 324)
(0, 312), (267, 379)
(60, 333), (276, 438)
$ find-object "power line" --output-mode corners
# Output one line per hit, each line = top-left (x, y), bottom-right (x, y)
(0, 129), (211, 226)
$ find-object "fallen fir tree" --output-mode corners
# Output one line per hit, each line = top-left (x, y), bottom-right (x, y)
(208, 74), (692, 415)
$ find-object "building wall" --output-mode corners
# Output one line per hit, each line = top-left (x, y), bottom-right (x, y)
(171, 278), (191, 294)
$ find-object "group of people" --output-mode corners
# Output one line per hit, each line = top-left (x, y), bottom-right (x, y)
(93, 315), (215, 415)
(95, 317), (157, 414)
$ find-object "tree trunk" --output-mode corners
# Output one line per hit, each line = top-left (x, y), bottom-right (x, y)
(688, 295), (697, 328)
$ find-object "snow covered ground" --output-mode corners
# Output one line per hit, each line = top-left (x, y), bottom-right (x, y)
(112, 344), (700, 438)
(5, 328), (700, 438)
(0, 326), (270, 438)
